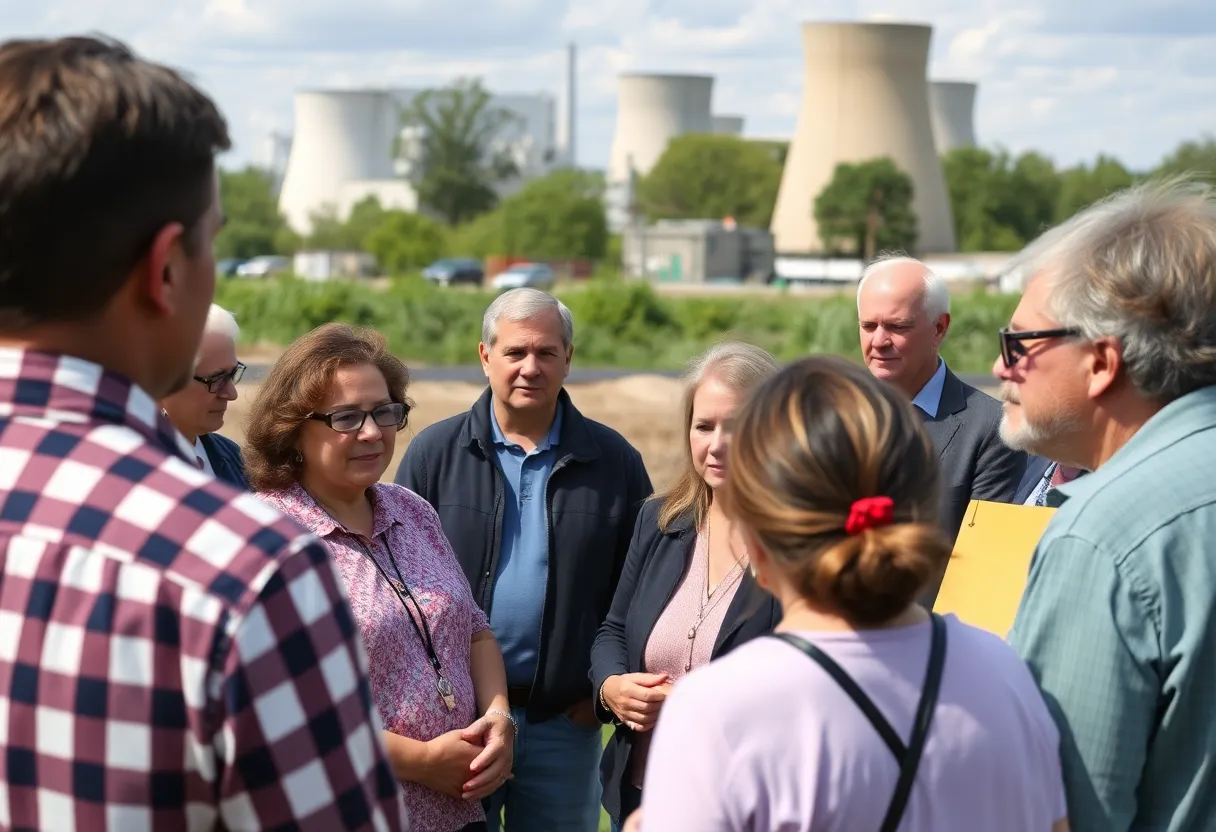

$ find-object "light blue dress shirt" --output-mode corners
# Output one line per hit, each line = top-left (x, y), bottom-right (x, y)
(911, 358), (948, 418)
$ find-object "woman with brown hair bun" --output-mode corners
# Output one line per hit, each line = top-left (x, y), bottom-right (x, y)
(633, 356), (1068, 832)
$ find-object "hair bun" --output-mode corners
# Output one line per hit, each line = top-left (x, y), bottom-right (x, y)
(807, 522), (950, 626)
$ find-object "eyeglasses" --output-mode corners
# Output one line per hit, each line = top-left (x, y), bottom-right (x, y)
(194, 362), (246, 393)
(998, 328), (1082, 368)
(306, 402), (408, 434)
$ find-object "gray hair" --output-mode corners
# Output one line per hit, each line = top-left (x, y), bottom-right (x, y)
(1012, 177), (1216, 402)
(481, 288), (574, 348)
(857, 253), (951, 319)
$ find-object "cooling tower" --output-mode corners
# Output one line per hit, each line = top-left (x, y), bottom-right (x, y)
(278, 90), (402, 233)
(712, 115), (745, 136)
(770, 23), (956, 254)
(607, 73), (714, 184)
(929, 81), (978, 153)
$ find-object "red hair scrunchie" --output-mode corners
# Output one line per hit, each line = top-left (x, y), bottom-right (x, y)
(845, 496), (895, 535)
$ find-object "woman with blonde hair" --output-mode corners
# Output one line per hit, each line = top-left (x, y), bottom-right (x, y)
(590, 341), (782, 831)
(635, 356), (1068, 831)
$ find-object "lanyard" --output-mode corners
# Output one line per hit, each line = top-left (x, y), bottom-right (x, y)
(356, 534), (456, 711)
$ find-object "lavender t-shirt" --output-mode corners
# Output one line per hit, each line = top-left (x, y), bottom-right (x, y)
(640, 615), (1066, 831)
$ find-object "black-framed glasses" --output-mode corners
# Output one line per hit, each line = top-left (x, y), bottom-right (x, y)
(998, 328), (1082, 368)
(306, 402), (408, 434)
(194, 362), (246, 393)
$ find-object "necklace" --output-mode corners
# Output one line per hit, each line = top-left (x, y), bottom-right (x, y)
(357, 536), (458, 712)
(685, 515), (746, 672)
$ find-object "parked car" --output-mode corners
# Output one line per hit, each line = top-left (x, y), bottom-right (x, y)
(422, 257), (485, 287)
(491, 262), (555, 291)
(235, 255), (291, 278)
(217, 258), (246, 277)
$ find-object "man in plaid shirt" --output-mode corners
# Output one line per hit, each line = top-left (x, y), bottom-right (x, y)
(0, 36), (408, 830)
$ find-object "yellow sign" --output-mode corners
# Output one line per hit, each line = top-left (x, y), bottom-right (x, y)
(933, 500), (1056, 638)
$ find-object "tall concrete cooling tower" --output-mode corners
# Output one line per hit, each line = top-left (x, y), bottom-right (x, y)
(929, 81), (978, 153)
(770, 22), (956, 254)
(607, 73), (714, 185)
(278, 90), (401, 233)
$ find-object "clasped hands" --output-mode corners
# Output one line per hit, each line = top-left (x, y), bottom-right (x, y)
(602, 672), (671, 732)
(421, 711), (515, 801)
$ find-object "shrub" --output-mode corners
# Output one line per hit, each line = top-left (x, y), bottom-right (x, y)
(216, 277), (1014, 373)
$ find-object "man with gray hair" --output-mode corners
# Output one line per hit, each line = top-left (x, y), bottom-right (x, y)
(856, 255), (1025, 558)
(999, 179), (1216, 831)
(397, 287), (652, 831)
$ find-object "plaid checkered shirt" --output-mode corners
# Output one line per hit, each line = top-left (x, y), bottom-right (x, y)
(0, 348), (409, 831)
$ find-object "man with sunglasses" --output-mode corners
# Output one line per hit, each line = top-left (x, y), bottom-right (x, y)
(1000, 180), (1216, 832)
(857, 254), (1026, 594)
(161, 303), (249, 488)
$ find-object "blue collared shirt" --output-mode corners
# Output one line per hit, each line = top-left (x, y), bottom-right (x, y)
(911, 357), (948, 418)
(488, 402), (563, 686)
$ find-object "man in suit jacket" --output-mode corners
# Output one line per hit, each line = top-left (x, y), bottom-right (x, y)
(858, 255), (1026, 599)
(1014, 455), (1054, 504)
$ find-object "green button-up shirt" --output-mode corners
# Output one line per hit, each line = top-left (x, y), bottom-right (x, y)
(1008, 385), (1216, 832)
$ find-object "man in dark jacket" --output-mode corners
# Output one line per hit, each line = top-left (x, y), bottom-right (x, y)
(397, 288), (652, 832)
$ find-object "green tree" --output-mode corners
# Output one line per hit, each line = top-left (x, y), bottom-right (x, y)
(445, 170), (609, 261)
(814, 157), (918, 258)
(636, 134), (783, 227)
(1055, 154), (1134, 222)
(1153, 136), (1216, 185)
(498, 169), (608, 259)
(215, 167), (292, 259)
(364, 211), (448, 274)
(400, 78), (519, 225)
(941, 148), (1058, 251)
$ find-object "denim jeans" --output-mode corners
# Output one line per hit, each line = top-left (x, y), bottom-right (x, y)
(483, 706), (603, 831)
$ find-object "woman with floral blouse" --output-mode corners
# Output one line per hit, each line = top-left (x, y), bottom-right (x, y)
(246, 323), (513, 832)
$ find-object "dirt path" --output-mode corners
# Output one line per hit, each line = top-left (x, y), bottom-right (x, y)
(221, 377), (689, 490)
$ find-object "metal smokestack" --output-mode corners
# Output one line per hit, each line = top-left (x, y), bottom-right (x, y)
(566, 42), (577, 167)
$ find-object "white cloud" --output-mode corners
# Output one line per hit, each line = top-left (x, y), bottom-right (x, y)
(8, 0), (1215, 174)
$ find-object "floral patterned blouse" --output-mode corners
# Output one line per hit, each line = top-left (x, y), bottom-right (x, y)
(258, 482), (490, 832)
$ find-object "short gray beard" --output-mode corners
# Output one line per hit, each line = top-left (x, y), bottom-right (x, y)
(997, 383), (1083, 458)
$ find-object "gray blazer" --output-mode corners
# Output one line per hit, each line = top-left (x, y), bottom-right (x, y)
(921, 368), (1026, 601)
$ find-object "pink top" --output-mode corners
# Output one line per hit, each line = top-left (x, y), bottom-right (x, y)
(632, 531), (743, 786)
(640, 615), (1067, 831)
(258, 482), (490, 832)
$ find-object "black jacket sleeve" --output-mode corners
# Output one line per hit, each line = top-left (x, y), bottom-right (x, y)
(590, 500), (656, 723)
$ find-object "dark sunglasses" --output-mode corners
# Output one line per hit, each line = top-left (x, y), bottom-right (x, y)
(998, 328), (1082, 368)
(306, 402), (408, 434)
(194, 362), (246, 393)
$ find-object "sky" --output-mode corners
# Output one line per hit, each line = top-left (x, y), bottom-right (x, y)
(9, 0), (1216, 174)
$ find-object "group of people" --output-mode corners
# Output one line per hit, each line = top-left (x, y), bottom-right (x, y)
(1, 33), (1215, 832)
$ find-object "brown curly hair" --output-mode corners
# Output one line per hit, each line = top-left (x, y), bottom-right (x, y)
(244, 323), (412, 492)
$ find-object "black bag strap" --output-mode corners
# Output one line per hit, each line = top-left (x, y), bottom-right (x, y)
(772, 613), (947, 832)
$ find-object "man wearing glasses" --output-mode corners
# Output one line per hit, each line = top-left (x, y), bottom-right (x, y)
(160, 303), (250, 488)
(999, 180), (1216, 832)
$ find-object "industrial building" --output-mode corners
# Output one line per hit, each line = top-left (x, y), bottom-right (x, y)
(929, 81), (978, 153)
(622, 220), (775, 284)
(712, 115), (746, 136)
(278, 87), (563, 234)
(770, 22), (957, 255)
